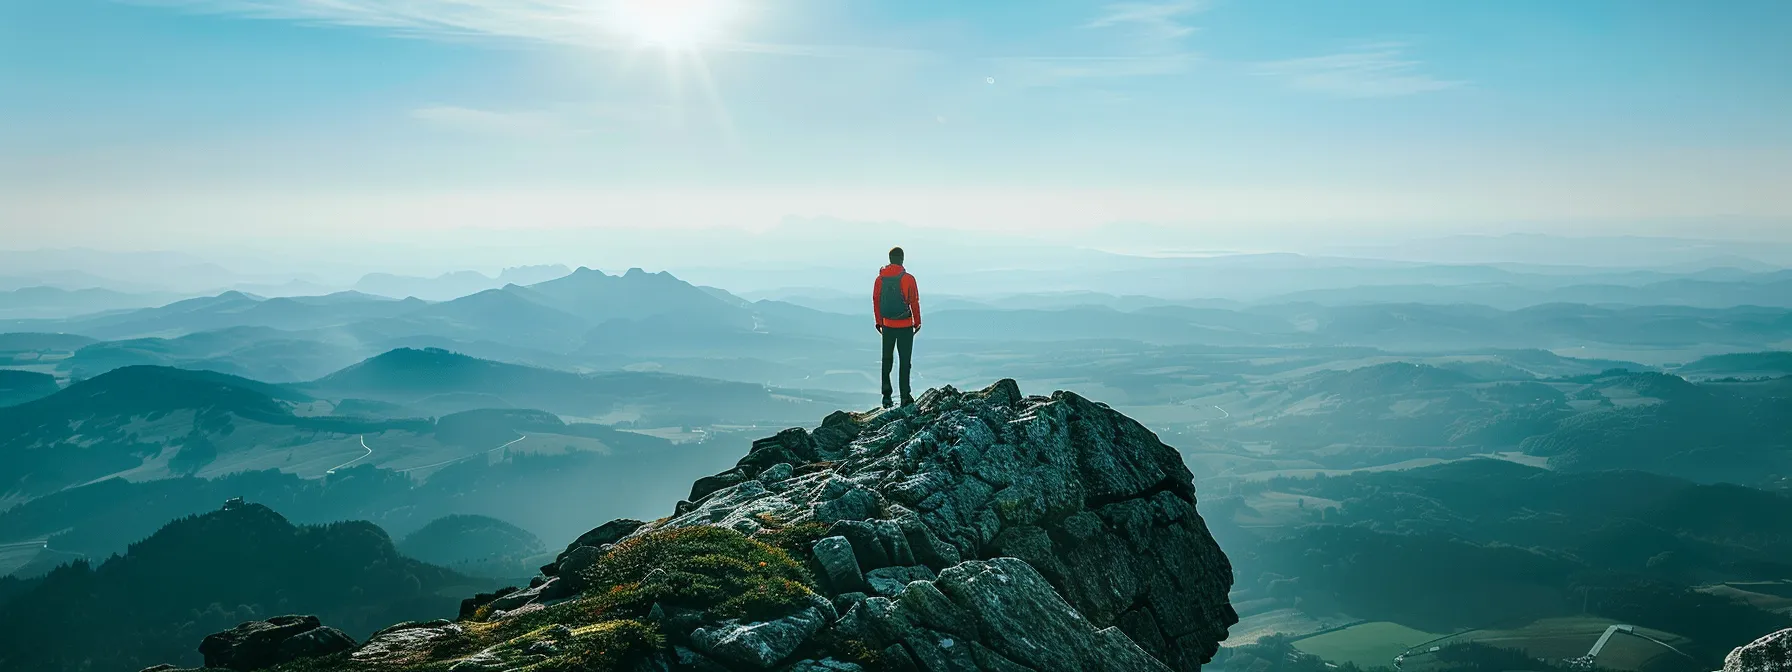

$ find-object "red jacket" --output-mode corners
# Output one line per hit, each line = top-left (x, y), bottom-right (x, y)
(873, 264), (921, 329)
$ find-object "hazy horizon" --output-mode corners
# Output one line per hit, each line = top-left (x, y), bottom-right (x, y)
(5, 227), (1792, 298)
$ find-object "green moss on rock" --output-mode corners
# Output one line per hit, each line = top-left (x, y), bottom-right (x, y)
(579, 526), (818, 622)
(754, 521), (831, 556)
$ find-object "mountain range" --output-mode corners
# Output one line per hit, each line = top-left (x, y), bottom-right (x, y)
(304, 346), (841, 422)
(3, 265), (1791, 402)
(0, 350), (837, 500)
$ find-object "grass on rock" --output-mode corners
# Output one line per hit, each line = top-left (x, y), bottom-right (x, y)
(269, 526), (812, 672)
(579, 525), (818, 622)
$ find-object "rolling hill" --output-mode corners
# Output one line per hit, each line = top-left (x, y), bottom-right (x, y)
(398, 514), (547, 579)
(0, 354), (792, 503)
(56, 326), (367, 382)
(1224, 459), (1792, 666)
(0, 341), (856, 504)
(0, 370), (58, 407)
(0, 332), (97, 353)
(0, 502), (482, 672)
(1519, 375), (1792, 482)
(305, 347), (844, 425)
(0, 366), (362, 496)
(1677, 351), (1792, 378)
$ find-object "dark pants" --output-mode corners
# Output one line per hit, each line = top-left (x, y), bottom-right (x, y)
(881, 326), (915, 401)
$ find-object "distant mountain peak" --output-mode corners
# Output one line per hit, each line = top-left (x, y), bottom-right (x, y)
(308, 347), (500, 390)
(516, 265), (745, 329)
(363, 346), (474, 366)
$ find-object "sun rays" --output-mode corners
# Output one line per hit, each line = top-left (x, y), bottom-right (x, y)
(606, 0), (744, 144)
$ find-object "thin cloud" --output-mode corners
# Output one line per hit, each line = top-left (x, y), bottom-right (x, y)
(118, 0), (905, 57)
(1255, 43), (1465, 98)
(991, 1), (1206, 86)
(1086, 1), (1206, 44)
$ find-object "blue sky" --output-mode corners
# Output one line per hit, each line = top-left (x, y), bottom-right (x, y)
(3, 0), (1790, 250)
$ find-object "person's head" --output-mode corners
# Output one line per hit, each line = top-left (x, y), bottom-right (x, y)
(889, 247), (905, 266)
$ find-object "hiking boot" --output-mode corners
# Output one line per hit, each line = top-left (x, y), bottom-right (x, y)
(901, 395), (916, 407)
(881, 396), (894, 409)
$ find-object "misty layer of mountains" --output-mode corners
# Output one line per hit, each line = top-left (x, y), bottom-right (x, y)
(9, 233), (1792, 319)
(4, 261), (1792, 399)
(0, 352), (830, 498)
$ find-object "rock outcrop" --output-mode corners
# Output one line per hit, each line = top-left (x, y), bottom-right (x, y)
(172, 380), (1234, 672)
(198, 615), (356, 671)
(1727, 629), (1792, 672)
(624, 380), (1237, 670)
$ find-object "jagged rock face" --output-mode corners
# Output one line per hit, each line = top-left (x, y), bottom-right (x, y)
(635, 380), (1236, 671)
(834, 558), (1171, 671)
(198, 615), (356, 671)
(1728, 629), (1792, 672)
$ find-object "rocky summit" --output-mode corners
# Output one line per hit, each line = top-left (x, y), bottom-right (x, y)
(195, 616), (357, 671)
(164, 380), (1236, 672)
(1727, 629), (1792, 672)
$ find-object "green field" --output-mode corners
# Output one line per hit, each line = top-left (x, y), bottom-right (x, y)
(1700, 584), (1792, 615)
(1224, 607), (1344, 646)
(1292, 621), (1447, 668)
(1415, 617), (1696, 672)
(1235, 491), (1345, 526)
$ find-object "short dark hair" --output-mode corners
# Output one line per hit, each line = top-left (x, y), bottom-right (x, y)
(889, 247), (905, 265)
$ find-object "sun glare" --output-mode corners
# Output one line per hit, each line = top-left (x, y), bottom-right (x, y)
(613, 0), (735, 49)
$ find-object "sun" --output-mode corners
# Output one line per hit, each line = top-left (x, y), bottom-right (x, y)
(612, 0), (736, 49)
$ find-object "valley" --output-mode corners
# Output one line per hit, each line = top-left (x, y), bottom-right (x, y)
(0, 258), (1789, 672)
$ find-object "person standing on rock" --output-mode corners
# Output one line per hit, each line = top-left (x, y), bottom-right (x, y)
(875, 246), (922, 408)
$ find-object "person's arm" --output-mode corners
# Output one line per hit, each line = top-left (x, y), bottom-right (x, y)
(906, 274), (922, 331)
(872, 276), (884, 332)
